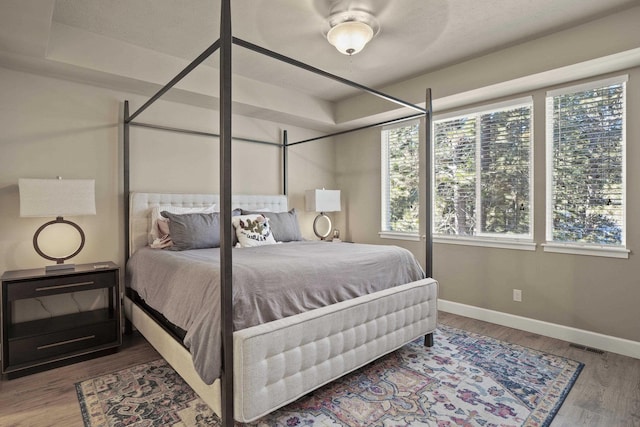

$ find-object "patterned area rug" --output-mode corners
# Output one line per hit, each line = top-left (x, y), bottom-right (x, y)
(76, 325), (583, 426)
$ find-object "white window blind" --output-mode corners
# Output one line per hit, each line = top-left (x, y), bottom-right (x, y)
(546, 75), (627, 247)
(381, 120), (420, 233)
(434, 97), (533, 239)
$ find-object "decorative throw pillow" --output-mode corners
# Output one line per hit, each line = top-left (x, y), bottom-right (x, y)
(230, 208), (243, 246)
(161, 211), (221, 251)
(240, 208), (303, 242)
(232, 214), (277, 247)
(149, 218), (174, 248)
(157, 218), (171, 236)
(150, 234), (172, 249)
(149, 204), (216, 244)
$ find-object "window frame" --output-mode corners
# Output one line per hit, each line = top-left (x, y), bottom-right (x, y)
(432, 96), (535, 249)
(544, 75), (629, 258)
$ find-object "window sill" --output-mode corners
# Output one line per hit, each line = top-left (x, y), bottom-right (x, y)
(379, 234), (629, 258)
(378, 231), (421, 242)
(542, 243), (630, 259)
(434, 235), (536, 251)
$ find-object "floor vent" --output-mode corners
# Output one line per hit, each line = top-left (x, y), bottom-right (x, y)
(569, 343), (605, 355)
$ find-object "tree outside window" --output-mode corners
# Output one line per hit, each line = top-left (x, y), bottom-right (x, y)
(381, 121), (420, 234)
(434, 99), (533, 240)
(546, 77), (626, 246)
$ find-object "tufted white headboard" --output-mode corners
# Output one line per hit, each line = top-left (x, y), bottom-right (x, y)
(129, 192), (288, 255)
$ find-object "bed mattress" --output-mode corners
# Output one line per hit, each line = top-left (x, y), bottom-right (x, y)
(126, 241), (425, 384)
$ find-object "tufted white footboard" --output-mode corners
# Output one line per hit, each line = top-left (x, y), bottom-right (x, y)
(233, 277), (438, 422)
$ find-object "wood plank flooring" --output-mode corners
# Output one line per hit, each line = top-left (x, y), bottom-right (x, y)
(0, 332), (160, 427)
(0, 311), (638, 426)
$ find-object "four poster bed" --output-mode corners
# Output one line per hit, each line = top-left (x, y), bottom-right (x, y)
(122, 1), (436, 424)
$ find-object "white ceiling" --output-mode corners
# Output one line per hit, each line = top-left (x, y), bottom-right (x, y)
(0, 0), (638, 129)
(48, 0), (638, 100)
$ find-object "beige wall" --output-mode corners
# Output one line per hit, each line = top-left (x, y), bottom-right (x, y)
(0, 68), (121, 272)
(0, 66), (335, 321)
(336, 8), (640, 343)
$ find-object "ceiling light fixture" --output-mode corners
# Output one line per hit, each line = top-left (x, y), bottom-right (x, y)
(325, 10), (379, 56)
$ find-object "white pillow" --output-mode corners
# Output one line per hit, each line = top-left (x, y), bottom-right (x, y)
(148, 204), (216, 244)
(232, 214), (277, 247)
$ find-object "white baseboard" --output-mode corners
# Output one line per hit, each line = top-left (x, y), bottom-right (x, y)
(438, 299), (640, 360)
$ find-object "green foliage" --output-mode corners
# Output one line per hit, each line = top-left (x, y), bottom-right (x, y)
(550, 84), (624, 245)
(385, 124), (419, 233)
(434, 117), (476, 235)
(434, 106), (531, 237)
(479, 109), (530, 235)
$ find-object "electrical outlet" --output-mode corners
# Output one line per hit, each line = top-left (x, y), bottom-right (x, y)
(513, 289), (522, 302)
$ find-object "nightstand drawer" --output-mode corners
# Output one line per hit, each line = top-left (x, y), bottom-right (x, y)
(2, 262), (121, 378)
(8, 320), (117, 366)
(6, 271), (117, 301)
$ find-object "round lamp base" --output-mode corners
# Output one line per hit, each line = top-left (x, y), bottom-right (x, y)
(312, 213), (332, 240)
(33, 216), (85, 271)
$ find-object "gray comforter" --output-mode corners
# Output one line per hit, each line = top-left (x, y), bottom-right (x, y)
(126, 241), (425, 384)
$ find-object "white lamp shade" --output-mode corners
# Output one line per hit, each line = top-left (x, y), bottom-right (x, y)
(327, 21), (374, 55)
(305, 189), (341, 213)
(19, 178), (96, 217)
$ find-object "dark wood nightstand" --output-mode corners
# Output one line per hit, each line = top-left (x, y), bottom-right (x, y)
(1, 262), (121, 379)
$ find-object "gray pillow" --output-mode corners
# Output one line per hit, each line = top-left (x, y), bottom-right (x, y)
(161, 211), (220, 250)
(240, 208), (303, 242)
(161, 209), (242, 250)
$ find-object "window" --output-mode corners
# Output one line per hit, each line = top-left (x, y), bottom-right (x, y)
(545, 76), (627, 252)
(381, 120), (420, 236)
(433, 98), (533, 243)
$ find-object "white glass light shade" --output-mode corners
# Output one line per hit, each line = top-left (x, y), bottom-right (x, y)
(19, 178), (96, 218)
(327, 21), (374, 55)
(305, 189), (341, 213)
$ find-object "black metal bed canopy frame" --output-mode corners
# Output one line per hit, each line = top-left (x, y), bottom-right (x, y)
(123, 1), (433, 425)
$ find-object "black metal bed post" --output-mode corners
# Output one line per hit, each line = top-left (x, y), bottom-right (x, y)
(123, 100), (132, 334)
(283, 130), (288, 196)
(425, 88), (433, 278)
(219, 0), (234, 425)
(124, 101), (130, 264)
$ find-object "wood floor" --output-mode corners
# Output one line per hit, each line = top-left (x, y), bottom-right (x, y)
(1, 311), (638, 426)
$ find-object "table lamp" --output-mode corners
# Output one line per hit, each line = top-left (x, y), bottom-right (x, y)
(305, 189), (341, 240)
(19, 177), (96, 272)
